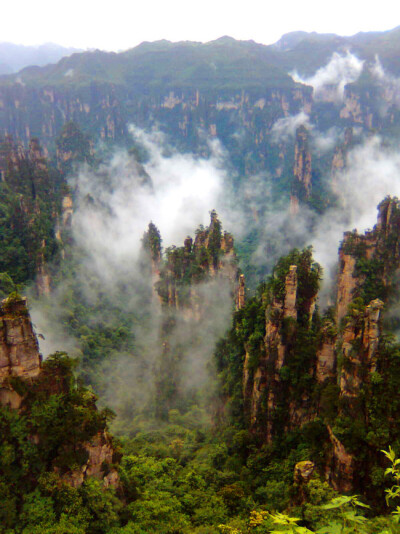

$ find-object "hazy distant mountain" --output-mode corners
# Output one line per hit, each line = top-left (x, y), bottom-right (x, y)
(0, 42), (82, 74)
(2, 25), (399, 90)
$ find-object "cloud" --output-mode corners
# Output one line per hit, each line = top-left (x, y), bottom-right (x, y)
(369, 55), (400, 111)
(311, 126), (340, 154)
(32, 126), (242, 425)
(271, 111), (339, 154)
(271, 111), (312, 143)
(251, 135), (400, 305)
(69, 127), (232, 289)
(291, 51), (364, 101)
(309, 136), (400, 297)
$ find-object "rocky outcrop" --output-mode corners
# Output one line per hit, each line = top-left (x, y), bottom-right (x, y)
(61, 194), (73, 228)
(339, 298), (384, 401)
(290, 125), (312, 214)
(331, 127), (353, 192)
(237, 274), (246, 310)
(336, 240), (358, 324)
(316, 325), (336, 383)
(244, 255), (319, 441)
(58, 431), (119, 489)
(158, 211), (238, 312)
(0, 296), (120, 490)
(35, 240), (52, 296)
(294, 460), (315, 484)
(239, 197), (400, 493)
(0, 297), (41, 387)
(327, 426), (354, 492)
(337, 197), (400, 323)
(283, 265), (297, 319)
(340, 89), (374, 129)
(293, 125), (312, 197)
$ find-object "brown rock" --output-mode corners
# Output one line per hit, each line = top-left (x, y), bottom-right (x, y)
(0, 297), (41, 386)
(284, 265), (297, 319)
(316, 335), (336, 383)
(237, 274), (245, 310)
(62, 194), (73, 228)
(327, 426), (354, 492)
(293, 125), (312, 199)
(294, 460), (315, 484)
(363, 299), (384, 365)
(336, 239), (358, 324)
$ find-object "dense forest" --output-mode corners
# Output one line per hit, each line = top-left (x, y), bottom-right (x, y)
(3, 26), (400, 534)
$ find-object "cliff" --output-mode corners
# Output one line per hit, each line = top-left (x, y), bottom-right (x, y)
(1, 34), (400, 224)
(0, 296), (120, 490)
(242, 250), (320, 441)
(144, 212), (242, 419)
(221, 196), (400, 497)
(0, 296), (41, 407)
(292, 125), (312, 206)
(0, 135), (63, 293)
(156, 210), (239, 313)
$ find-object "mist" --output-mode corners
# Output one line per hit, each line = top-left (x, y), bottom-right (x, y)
(70, 128), (229, 288)
(252, 134), (400, 305)
(29, 115), (400, 425)
(271, 111), (312, 143)
(31, 126), (242, 424)
(311, 136), (400, 285)
(291, 51), (364, 101)
(370, 55), (400, 111)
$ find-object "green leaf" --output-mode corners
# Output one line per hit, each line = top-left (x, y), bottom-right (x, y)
(316, 522), (342, 534)
(320, 495), (353, 509)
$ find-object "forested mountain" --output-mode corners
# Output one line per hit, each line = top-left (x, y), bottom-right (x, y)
(3, 27), (400, 533)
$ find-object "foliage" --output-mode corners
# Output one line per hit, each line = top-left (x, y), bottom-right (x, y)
(0, 352), (121, 534)
(0, 136), (62, 286)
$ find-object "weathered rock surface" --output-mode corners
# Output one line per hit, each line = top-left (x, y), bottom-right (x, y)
(294, 460), (315, 484)
(0, 296), (120, 490)
(237, 274), (246, 310)
(283, 265), (297, 319)
(242, 197), (400, 492)
(159, 211), (239, 314)
(58, 431), (119, 489)
(0, 297), (41, 387)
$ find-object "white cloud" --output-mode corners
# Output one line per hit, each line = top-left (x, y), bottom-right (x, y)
(271, 111), (312, 143)
(291, 51), (364, 101)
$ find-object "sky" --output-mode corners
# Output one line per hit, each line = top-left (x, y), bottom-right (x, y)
(2, 0), (400, 51)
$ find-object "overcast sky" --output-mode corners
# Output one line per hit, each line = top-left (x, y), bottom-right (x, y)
(3, 0), (400, 51)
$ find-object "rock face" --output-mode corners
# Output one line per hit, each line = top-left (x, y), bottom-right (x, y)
(294, 460), (315, 484)
(0, 296), (120, 489)
(283, 265), (298, 319)
(237, 274), (246, 310)
(243, 251), (319, 441)
(327, 426), (354, 492)
(293, 126), (312, 198)
(239, 197), (400, 493)
(0, 297), (41, 386)
(339, 298), (384, 402)
(316, 324), (336, 383)
(61, 194), (73, 228)
(58, 431), (120, 489)
(157, 211), (239, 313)
(290, 125), (312, 214)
